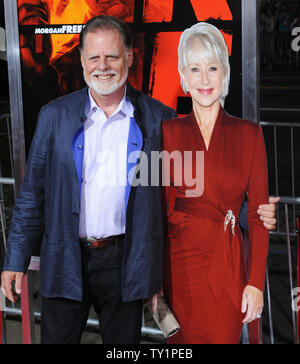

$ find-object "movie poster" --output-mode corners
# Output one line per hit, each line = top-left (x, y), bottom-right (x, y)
(17, 0), (242, 152)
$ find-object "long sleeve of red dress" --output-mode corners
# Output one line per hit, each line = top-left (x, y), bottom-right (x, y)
(246, 126), (269, 291)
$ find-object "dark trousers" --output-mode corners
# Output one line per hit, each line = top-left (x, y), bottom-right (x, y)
(40, 240), (143, 344)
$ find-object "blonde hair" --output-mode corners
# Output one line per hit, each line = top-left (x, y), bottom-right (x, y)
(178, 22), (230, 106)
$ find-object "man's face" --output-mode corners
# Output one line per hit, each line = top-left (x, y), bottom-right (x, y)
(81, 28), (133, 96)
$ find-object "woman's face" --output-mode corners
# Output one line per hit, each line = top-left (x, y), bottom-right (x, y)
(182, 48), (224, 110)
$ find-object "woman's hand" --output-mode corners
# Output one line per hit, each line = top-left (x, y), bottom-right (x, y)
(241, 285), (264, 324)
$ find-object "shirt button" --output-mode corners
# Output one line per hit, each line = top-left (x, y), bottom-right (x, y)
(77, 145), (83, 150)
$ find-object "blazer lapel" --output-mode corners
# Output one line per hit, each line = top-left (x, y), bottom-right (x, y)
(125, 117), (143, 213)
(72, 88), (89, 202)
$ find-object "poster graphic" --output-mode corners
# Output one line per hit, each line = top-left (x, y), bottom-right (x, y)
(17, 0), (242, 152)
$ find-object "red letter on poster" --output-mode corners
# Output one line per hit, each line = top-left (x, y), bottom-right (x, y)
(143, 0), (174, 23)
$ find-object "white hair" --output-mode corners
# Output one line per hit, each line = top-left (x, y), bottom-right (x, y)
(178, 22), (230, 106)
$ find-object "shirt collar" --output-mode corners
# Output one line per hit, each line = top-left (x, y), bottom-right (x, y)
(88, 87), (134, 120)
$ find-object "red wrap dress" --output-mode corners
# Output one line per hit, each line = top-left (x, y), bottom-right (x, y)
(162, 107), (269, 344)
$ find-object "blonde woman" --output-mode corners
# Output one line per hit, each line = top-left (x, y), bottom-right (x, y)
(162, 23), (269, 344)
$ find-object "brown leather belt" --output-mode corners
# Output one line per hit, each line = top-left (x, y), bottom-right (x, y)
(80, 234), (125, 249)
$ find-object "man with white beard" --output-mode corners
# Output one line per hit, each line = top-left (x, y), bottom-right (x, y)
(1, 15), (176, 344)
(1, 15), (278, 344)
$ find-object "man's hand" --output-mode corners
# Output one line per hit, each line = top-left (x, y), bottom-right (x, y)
(1, 271), (24, 303)
(257, 196), (280, 231)
(145, 289), (164, 313)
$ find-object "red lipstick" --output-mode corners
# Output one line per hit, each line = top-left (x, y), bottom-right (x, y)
(198, 88), (214, 95)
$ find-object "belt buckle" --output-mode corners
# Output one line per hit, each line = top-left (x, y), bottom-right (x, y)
(87, 237), (101, 248)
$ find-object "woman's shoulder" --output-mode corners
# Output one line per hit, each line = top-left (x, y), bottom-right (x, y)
(223, 111), (261, 136)
(162, 113), (192, 130)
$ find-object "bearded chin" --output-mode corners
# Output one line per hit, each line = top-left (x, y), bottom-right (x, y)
(84, 69), (128, 96)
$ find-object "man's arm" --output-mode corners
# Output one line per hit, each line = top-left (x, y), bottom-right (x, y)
(240, 196), (280, 231)
(1, 105), (52, 302)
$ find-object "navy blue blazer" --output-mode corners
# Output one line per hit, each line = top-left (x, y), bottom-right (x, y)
(4, 84), (177, 302)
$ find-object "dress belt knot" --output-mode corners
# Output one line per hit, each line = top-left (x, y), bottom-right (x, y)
(224, 210), (236, 236)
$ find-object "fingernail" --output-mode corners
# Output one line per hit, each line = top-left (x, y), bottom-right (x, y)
(16, 289), (22, 294)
